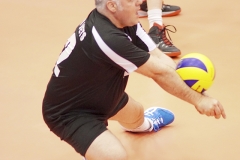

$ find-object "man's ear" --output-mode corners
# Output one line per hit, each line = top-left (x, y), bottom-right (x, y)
(106, 1), (117, 12)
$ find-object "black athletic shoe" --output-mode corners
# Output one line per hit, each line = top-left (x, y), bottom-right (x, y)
(148, 23), (181, 57)
(162, 4), (181, 17)
(138, 1), (181, 18)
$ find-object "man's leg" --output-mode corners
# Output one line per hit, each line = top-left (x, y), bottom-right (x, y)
(85, 130), (128, 160)
(110, 96), (146, 130)
(83, 96), (140, 160)
(110, 96), (174, 132)
(84, 95), (175, 159)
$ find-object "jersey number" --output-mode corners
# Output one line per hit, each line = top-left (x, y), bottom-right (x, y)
(54, 33), (76, 77)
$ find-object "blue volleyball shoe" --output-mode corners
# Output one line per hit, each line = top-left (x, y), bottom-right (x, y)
(144, 107), (175, 132)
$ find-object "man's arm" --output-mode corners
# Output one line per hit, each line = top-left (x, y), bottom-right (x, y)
(135, 48), (226, 119)
(148, 47), (176, 69)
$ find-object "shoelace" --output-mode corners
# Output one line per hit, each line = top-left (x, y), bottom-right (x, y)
(154, 118), (163, 127)
(159, 25), (177, 46)
(145, 111), (164, 126)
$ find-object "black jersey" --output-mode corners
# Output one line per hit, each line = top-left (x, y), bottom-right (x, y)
(42, 9), (156, 122)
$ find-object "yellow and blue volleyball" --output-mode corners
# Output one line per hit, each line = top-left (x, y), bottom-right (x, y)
(176, 53), (215, 93)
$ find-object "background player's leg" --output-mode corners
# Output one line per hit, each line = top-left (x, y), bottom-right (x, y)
(85, 130), (127, 160)
(147, 0), (163, 27)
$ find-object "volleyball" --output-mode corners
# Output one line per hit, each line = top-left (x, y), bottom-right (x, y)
(176, 53), (215, 93)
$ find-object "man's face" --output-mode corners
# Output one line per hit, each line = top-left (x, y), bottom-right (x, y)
(115, 0), (143, 27)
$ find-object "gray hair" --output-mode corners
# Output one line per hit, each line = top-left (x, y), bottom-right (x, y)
(95, 0), (122, 10)
(95, 0), (104, 6)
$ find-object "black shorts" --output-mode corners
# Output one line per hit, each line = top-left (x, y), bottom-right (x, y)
(44, 93), (129, 156)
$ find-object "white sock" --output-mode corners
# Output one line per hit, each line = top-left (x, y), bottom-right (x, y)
(122, 117), (153, 132)
(147, 9), (163, 28)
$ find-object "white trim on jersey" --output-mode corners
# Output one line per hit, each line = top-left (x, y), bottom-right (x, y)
(136, 23), (156, 52)
(92, 26), (138, 73)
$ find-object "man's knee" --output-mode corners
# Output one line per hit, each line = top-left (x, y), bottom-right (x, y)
(122, 100), (144, 124)
(127, 102), (144, 123)
(85, 130), (128, 160)
(85, 152), (127, 160)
